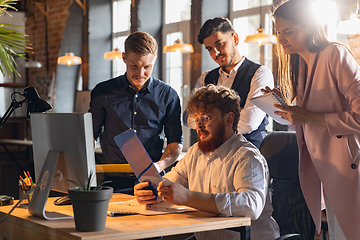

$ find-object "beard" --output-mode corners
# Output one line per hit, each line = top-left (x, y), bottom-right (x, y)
(219, 45), (237, 70)
(197, 120), (225, 153)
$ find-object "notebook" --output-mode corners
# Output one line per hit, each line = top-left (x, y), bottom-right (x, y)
(250, 92), (291, 125)
(114, 129), (163, 200)
(107, 199), (197, 216)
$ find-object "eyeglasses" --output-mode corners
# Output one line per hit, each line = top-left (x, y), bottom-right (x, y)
(187, 115), (214, 129)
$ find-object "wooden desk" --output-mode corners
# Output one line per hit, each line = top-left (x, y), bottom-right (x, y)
(0, 194), (251, 240)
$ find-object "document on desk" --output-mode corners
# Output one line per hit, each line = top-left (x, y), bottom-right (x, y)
(108, 199), (197, 216)
(114, 129), (163, 199)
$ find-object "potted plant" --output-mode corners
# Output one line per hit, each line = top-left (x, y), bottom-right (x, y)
(0, 0), (30, 77)
(67, 171), (113, 232)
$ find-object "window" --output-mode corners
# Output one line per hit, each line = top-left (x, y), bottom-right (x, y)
(164, 0), (191, 24)
(231, 1), (275, 131)
(231, 1), (274, 68)
(162, 0), (192, 150)
(165, 32), (184, 103)
(233, 0), (272, 11)
(312, 0), (348, 44)
(111, 0), (131, 77)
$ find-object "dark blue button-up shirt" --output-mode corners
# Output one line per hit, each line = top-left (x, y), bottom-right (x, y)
(90, 74), (183, 164)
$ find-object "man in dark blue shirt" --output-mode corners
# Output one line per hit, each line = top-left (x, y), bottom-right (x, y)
(90, 31), (183, 192)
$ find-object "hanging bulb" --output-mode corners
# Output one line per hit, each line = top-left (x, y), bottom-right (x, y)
(57, 52), (82, 66)
(25, 59), (42, 68)
(244, 28), (277, 46)
(337, 13), (360, 34)
(338, 0), (360, 35)
(163, 39), (194, 53)
(103, 48), (122, 60)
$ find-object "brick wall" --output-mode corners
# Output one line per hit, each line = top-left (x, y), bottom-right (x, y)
(24, 0), (72, 104)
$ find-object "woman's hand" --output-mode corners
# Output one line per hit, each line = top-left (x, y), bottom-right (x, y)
(261, 86), (274, 94)
(274, 104), (325, 126)
(261, 86), (282, 97)
(261, 86), (325, 126)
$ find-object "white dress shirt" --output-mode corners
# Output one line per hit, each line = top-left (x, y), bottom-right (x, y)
(195, 58), (274, 134)
(165, 134), (280, 240)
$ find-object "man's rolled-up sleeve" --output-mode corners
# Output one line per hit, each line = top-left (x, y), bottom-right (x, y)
(213, 152), (269, 220)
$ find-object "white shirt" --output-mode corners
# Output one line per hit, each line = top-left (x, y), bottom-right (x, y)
(165, 134), (280, 240)
(195, 58), (274, 134)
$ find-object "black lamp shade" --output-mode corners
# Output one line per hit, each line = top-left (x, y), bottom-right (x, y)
(23, 86), (52, 119)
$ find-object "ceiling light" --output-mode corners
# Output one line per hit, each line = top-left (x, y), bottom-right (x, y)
(244, 28), (277, 46)
(244, 0), (277, 46)
(163, 39), (194, 54)
(337, 13), (360, 34)
(57, 52), (82, 66)
(338, 0), (360, 35)
(25, 59), (42, 68)
(104, 48), (122, 60)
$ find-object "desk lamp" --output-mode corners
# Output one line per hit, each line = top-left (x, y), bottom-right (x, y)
(0, 86), (52, 128)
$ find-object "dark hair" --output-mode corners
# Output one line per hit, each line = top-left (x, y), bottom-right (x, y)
(272, 0), (330, 104)
(187, 84), (240, 133)
(197, 17), (235, 44)
(125, 31), (158, 55)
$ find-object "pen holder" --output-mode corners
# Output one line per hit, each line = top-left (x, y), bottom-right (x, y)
(19, 183), (33, 205)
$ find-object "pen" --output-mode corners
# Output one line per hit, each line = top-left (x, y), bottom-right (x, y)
(19, 175), (27, 186)
(27, 171), (33, 187)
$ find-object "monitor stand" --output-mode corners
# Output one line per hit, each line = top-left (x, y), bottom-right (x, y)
(28, 150), (73, 220)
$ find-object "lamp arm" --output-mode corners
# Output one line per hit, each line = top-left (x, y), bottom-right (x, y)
(0, 98), (27, 128)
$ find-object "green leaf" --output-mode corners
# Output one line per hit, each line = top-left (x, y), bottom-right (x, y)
(75, 170), (85, 190)
(94, 180), (112, 190)
(0, 0), (31, 76)
(66, 169), (112, 191)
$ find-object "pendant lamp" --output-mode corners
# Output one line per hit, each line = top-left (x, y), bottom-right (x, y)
(103, 48), (122, 60)
(163, 39), (194, 53)
(25, 58), (42, 68)
(57, 52), (82, 66)
(244, 2), (277, 46)
(244, 28), (277, 46)
(337, 0), (360, 35)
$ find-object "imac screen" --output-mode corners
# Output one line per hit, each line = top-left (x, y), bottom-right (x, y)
(29, 112), (97, 219)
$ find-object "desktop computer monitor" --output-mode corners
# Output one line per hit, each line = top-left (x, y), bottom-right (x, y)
(28, 112), (97, 220)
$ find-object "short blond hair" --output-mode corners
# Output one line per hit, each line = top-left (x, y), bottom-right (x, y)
(124, 31), (158, 55)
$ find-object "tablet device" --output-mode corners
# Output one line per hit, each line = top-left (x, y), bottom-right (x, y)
(114, 129), (163, 199)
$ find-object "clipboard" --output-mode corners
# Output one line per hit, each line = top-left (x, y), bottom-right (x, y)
(114, 129), (163, 199)
(250, 92), (291, 125)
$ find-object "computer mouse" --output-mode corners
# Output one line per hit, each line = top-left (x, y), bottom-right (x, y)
(54, 195), (72, 205)
(0, 195), (14, 206)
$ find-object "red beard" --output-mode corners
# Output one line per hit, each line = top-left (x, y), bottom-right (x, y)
(197, 120), (225, 153)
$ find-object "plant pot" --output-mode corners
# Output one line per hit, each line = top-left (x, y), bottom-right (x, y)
(68, 186), (113, 232)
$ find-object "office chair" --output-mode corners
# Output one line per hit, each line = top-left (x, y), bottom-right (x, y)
(260, 131), (315, 240)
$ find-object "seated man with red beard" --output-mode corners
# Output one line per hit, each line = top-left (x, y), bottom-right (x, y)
(134, 84), (280, 240)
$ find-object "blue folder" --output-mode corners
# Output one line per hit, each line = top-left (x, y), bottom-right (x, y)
(114, 129), (163, 197)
